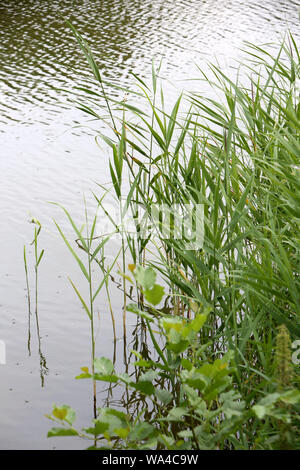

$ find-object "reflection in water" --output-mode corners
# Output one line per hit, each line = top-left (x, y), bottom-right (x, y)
(24, 224), (49, 387)
(99, 318), (166, 446)
(25, 276), (48, 388)
(0, 0), (299, 128)
(34, 305), (48, 388)
(24, 245), (32, 356)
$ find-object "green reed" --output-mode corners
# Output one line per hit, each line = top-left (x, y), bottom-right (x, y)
(46, 23), (300, 448)
(24, 218), (47, 385)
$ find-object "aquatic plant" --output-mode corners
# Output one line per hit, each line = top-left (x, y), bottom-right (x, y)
(47, 267), (300, 449)
(24, 219), (47, 385)
(45, 23), (300, 449)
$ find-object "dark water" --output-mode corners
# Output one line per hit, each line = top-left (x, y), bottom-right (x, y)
(0, 0), (299, 449)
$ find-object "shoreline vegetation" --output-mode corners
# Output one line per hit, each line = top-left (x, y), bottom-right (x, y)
(45, 23), (300, 449)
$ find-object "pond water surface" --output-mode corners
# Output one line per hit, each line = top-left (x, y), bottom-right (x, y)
(0, 0), (299, 449)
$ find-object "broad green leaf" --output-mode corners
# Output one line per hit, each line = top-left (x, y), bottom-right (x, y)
(144, 284), (165, 305)
(166, 407), (188, 421)
(94, 357), (114, 375)
(155, 389), (173, 405)
(139, 370), (159, 382)
(280, 389), (300, 405)
(52, 405), (76, 425)
(134, 266), (156, 290)
(47, 427), (78, 438)
(129, 422), (155, 440)
(84, 421), (109, 436)
(114, 427), (130, 439)
(132, 381), (155, 395)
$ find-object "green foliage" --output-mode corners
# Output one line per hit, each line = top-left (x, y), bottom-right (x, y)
(48, 273), (300, 449)
(46, 23), (300, 450)
(133, 266), (165, 305)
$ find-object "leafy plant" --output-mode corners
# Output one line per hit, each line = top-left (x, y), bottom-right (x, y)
(45, 23), (300, 449)
(47, 267), (300, 449)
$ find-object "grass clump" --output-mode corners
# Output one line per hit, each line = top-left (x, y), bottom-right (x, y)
(46, 23), (300, 449)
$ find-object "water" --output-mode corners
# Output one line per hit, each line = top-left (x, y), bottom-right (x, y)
(0, 0), (299, 449)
